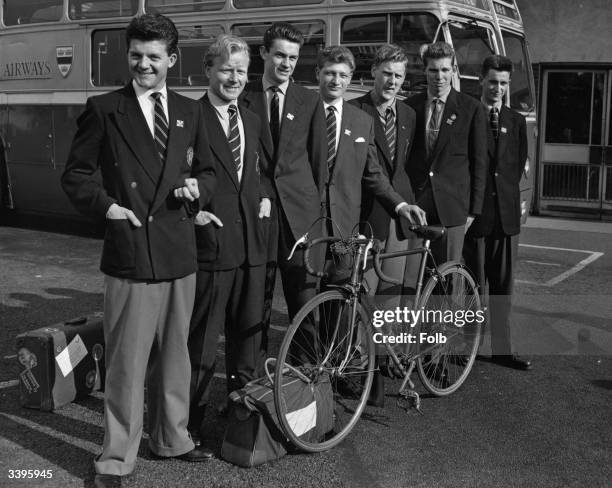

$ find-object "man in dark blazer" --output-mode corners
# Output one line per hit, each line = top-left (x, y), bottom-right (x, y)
(463, 55), (531, 371)
(187, 35), (272, 443)
(349, 44), (420, 407)
(240, 22), (326, 330)
(61, 14), (215, 486)
(315, 46), (425, 241)
(405, 42), (488, 263)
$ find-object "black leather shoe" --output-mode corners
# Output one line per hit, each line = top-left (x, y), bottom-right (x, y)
(150, 446), (214, 462)
(94, 474), (122, 488)
(188, 430), (202, 447)
(492, 355), (532, 371)
(175, 447), (214, 462)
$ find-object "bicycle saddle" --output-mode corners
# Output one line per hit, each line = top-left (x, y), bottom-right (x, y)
(408, 225), (446, 242)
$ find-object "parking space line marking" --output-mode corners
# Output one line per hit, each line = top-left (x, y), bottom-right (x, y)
(518, 243), (604, 286)
(0, 380), (19, 389)
(524, 260), (561, 266)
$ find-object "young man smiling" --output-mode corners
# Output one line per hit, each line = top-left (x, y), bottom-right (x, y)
(187, 34), (272, 446)
(62, 13), (216, 488)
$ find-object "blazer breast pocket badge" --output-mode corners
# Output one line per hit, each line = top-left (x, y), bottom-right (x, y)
(186, 146), (194, 166)
(446, 114), (457, 126)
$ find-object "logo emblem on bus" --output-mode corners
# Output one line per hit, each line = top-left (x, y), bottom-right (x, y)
(56, 46), (74, 78)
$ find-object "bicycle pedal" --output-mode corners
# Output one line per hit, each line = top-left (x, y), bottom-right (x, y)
(397, 389), (422, 414)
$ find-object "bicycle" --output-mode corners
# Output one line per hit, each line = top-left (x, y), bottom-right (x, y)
(273, 224), (483, 453)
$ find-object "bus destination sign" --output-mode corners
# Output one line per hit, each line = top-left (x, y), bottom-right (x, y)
(451, 0), (488, 11)
(493, 1), (520, 20)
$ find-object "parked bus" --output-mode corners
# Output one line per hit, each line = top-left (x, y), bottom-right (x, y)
(0, 0), (535, 226)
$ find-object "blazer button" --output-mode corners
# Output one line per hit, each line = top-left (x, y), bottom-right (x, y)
(114, 162), (119, 167)
(130, 181), (137, 188)
(429, 171), (434, 177)
(148, 216), (153, 222)
(495, 172), (499, 177)
(492, 192), (497, 196)
(236, 218), (241, 224)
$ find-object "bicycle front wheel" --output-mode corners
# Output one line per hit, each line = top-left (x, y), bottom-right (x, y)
(416, 262), (482, 396)
(274, 290), (375, 452)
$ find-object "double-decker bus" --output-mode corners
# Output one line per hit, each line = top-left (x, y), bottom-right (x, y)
(0, 0), (535, 226)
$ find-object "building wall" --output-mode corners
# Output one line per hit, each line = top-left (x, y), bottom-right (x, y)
(516, 0), (612, 63)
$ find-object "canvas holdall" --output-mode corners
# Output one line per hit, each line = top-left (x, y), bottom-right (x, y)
(221, 359), (334, 467)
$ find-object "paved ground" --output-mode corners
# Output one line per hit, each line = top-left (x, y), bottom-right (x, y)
(0, 216), (611, 488)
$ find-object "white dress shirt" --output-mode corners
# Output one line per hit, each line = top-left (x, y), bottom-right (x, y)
(133, 80), (169, 139)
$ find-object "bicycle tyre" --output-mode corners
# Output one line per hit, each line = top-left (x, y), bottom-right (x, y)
(274, 290), (375, 452)
(416, 262), (482, 396)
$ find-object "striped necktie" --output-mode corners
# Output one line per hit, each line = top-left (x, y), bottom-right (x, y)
(426, 98), (443, 157)
(269, 86), (280, 152)
(384, 107), (396, 162)
(228, 104), (242, 176)
(326, 106), (337, 171)
(490, 107), (500, 140)
(151, 92), (168, 164)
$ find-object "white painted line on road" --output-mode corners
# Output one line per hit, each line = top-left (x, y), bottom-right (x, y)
(0, 380), (19, 389)
(0, 412), (100, 454)
(4, 354), (17, 360)
(524, 260), (561, 267)
(547, 251), (604, 286)
(519, 243), (604, 286)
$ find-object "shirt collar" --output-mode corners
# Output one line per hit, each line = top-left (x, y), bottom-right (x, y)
(133, 80), (167, 101)
(262, 76), (289, 96)
(481, 97), (503, 112)
(371, 91), (397, 118)
(427, 85), (451, 105)
(207, 90), (239, 117)
(322, 98), (343, 119)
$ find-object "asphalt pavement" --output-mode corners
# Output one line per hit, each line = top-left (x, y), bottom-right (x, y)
(0, 217), (611, 488)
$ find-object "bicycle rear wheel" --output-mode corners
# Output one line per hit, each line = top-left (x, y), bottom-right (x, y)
(416, 262), (482, 396)
(274, 290), (374, 452)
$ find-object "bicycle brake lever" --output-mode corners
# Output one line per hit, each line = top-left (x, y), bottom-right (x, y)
(287, 233), (308, 261)
(362, 239), (373, 270)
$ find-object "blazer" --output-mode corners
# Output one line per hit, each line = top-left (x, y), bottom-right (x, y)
(316, 101), (404, 239)
(468, 105), (527, 237)
(195, 95), (270, 270)
(350, 92), (417, 240)
(405, 88), (488, 227)
(61, 83), (215, 280)
(240, 80), (325, 239)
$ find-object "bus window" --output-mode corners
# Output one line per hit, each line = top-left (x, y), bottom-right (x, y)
(501, 31), (535, 112)
(341, 13), (439, 97)
(145, 0), (224, 14)
(69, 0), (138, 19)
(170, 25), (224, 87)
(234, 0), (322, 8)
(448, 20), (496, 99)
(231, 21), (325, 85)
(4, 0), (62, 26)
(92, 29), (130, 87)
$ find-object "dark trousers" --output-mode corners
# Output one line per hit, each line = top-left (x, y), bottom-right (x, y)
(463, 233), (518, 356)
(277, 206), (324, 321)
(188, 263), (266, 432)
(416, 185), (465, 264)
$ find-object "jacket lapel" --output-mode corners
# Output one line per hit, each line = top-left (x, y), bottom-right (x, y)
(202, 95), (239, 191)
(495, 106), (510, 163)
(276, 81), (303, 170)
(362, 93), (392, 176)
(113, 84), (159, 185)
(331, 101), (353, 182)
(240, 107), (259, 187)
(430, 88), (458, 167)
(241, 81), (274, 163)
(395, 102), (411, 174)
(151, 90), (193, 212)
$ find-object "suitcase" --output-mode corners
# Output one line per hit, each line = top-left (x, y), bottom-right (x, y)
(15, 313), (106, 411)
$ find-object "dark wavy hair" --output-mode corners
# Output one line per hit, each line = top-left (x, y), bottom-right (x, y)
(481, 54), (513, 77)
(126, 14), (179, 55)
(317, 45), (356, 72)
(263, 22), (304, 50)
